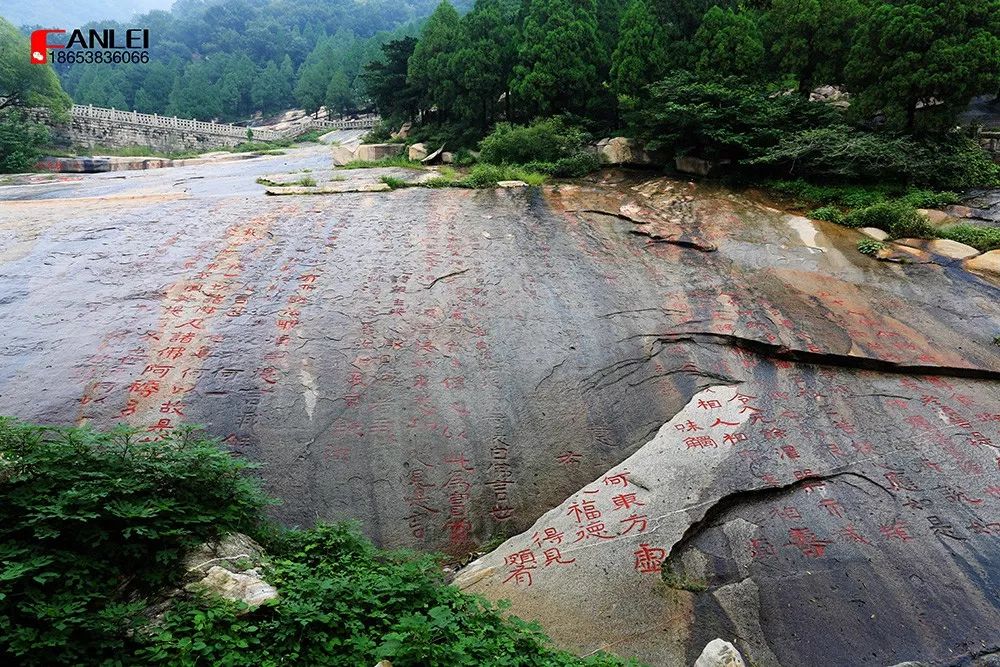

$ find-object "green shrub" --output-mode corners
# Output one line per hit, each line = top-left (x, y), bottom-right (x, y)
(0, 420), (267, 666)
(808, 206), (845, 224)
(141, 523), (636, 667)
(462, 163), (547, 188)
(898, 189), (960, 209)
(479, 117), (589, 165)
(524, 152), (602, 178)
(937, 224), (1000, 252)
(0, 111), (50, 173)
(857, 238), (886, 256)
(843, 202), (933, 238)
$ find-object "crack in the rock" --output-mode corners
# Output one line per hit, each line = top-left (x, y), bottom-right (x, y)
(665, 468), (893, 561)
(657, 332), (1000, 381)
(422, 268), (469, 289)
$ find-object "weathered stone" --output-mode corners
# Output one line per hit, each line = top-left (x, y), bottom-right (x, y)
(597, 137), (653, 166)
(354, 143), (405, 162)
(266, 182), (392, 195)
(184, 533), (267, 576)
(925, 238), (980, 260)
(441, 151), (455, 164)
(917, 209), (957, 228)
(331, 143), (359, 166)
(859, 227), (889, 241)
(392, 122), (412, 139)
(2, 150), (999, 667)
(374, 661), (393, 667)
(694, 639), (746, 667)
(187, 566), (278, 609)
(408, 143), (428, 161)
(875, 243), (933, 263)
(965, 249), (1000, 282)
(674, 155), (719, 176)
(496, 180), (528, 188)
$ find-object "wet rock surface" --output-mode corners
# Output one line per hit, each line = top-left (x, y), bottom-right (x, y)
(1, 147), (998, 665)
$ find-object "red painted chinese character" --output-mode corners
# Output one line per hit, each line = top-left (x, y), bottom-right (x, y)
(786, 528), (832, 557)
(567, 499), (601, 523)
(878, 521), (913, 541)
(543, 547), (576, 566)
(620, 514), (648, 534)
(611, 493), (645, 511)
(684, 435), (718, 449)
(633, 544), (667, 573)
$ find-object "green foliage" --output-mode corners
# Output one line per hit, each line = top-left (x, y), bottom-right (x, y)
(463, 163), (547, 187)
(765, 0), (860, 92)
(843, 202), (934, 238)
(0, 419), (267, 666)
(408, 1), (464, 116)
(511, 0), (609, 119)
(767, 180), (958, 209)
(937, 225), (1000, 252)
(628, 71), (840, 161)
(142, 524), (636, 666)
(692, 6), (765, 79)
(453, 0), (521, 130)
(0, 17), (72, 115)
(611, 0), (669, 98)
(341, 156), (425, 170)
(857, 238), (886, 256)
(808, 206), (845, 224)
(380, 175), (412, 189)
(361, 37), (421, 121)
(751, 126), (1000, 189)
(845, 0), (1000, 134)
(479, 118), (589, 164)
(0, 111), (50, 173)
(524, 153), (602, 178)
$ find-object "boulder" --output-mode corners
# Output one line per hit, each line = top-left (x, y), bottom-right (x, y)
(392, 122), (412, 139)
(926, 239), (980, 260)
(408, 143), (428, 161)
(860, 227), (889, 241)
(331, 144), (359, 166)
(441, 151), (455, 164)
(187, 566), (278, 610)
(965, 249), (1000, 282)
(597, 137), (653, 166)
(893, 238), (980, 260)
(917, 209), (957, 228)
(354, 143), (405, 162)
(675, 155), (714, 177)
(694, 639), (746, 667)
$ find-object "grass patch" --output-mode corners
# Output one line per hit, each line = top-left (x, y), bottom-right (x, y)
(937, 224), (1000, 252)
(808, 205), (845, 224)
(340, 155), (423, 170)
(293, 129), (326, 143)
(380, 175), (412, 189)
(768, 180), (959, 210)
(462, 163), (547, 188)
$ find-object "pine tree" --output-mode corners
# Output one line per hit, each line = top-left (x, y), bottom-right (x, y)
(692, 6), (765, 79)
(766, 0), (860, 93)
(845, 0), (1000, 133)
(407, 1), (462, 119)
(454, 0), (520, 130)
(510, 0), (607, 118)
(611, 0), (668, 98)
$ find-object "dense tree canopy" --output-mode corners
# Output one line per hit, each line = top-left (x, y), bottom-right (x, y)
(610, 0), (668, 99)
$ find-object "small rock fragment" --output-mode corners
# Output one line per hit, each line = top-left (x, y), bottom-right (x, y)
(496, 180), (528, 188)
(694, 638), (746, 667)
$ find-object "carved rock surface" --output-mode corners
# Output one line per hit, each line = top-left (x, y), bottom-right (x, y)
(0, 146), (998, 666)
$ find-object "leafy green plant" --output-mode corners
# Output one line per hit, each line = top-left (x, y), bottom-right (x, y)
(857, 238), (886, 256)
(937, 225), (1000, 253)
(479, 117), (590, 165)
(462, 164), (547, 188)
(0, 420), (267, 666)
(142, 523), (638, 666)
(523, 153), (602, 178)
(843, 202), (933, 238)
(0, 111), (50, 173)
(808, 206), (845, 224)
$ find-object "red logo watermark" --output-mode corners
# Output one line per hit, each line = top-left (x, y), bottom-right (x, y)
(30, 29), (65, 64)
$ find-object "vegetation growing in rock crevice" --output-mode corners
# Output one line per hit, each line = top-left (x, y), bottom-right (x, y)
(0, 419), (639, 667)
